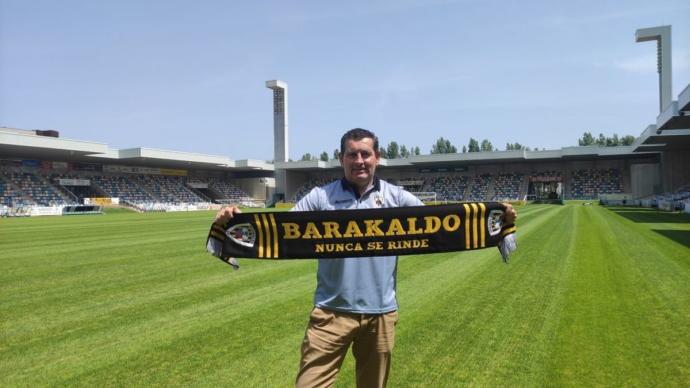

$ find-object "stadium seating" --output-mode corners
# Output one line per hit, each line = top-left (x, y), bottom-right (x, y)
(0, 164), (263, 212)
(421, 175), (469, 201)
(570, 168), (623, 199)
(492, 173), (524, 201)
(92, 175), (156, 205)
(293, 177), (336, 202)
(0, 180), (13, 206)
(208, 178), (255, 205)
(1, 170), (74, 206)
(136, 175), (205, 204)
(467, 174), (493, 201)
(292, 173), (527, 203)
(530, 170), (562, 181)
(650, 184), (690, 210)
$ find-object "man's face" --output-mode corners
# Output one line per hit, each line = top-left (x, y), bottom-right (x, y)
(339, 137), (380, 191)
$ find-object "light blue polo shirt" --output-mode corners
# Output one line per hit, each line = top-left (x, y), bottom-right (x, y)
(293, 178), (423, 314)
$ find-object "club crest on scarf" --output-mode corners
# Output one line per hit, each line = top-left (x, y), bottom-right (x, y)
(488, 209), (504, 236)
(225, 223), (256, 247)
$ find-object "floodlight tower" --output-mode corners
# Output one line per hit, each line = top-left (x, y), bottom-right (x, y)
(635, 25), (672, 114)
(266, 80), (289, 200)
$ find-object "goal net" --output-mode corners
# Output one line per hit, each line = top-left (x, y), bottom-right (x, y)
(411, 192), (438, 204)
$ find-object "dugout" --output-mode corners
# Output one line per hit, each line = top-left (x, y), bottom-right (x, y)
(62, 205), (102, 215)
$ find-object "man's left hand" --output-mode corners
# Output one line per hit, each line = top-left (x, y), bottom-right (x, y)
(502, 203), (517, 224)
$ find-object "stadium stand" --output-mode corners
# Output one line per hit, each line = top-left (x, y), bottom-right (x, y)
(208, 178), (256, 206)
(526, 170), (564, 200)
(648, 184), (690, 211)
(293, 177), (333, 202)
(0, 161), (265, 213)
(529, 170), (563, 182)
(421, 175), (469, 201)
(467, 174), (493, 201)
(393, 176), (425, 192)
(0, 179), (14, 206)
(1, 170), (75, 206)
(136, 175), (205, 204)
(48, 173), (100, 203)
(492, 173), (525, 201)
(92, 174), (156, 205)
(570, 168), (624, 199)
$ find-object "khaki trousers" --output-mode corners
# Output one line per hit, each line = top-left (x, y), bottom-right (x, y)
(295, 307), (399, 388)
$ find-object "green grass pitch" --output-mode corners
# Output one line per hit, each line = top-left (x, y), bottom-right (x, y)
(1, 204), (689, 386)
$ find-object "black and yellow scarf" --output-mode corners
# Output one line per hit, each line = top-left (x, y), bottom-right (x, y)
(206, 203), (517, 268)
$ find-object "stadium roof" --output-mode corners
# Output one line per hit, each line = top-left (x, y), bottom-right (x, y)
(632, 124), (690, 152)
(276, 145), (656, 172)
(0, 128), (273, 172)
(632, 82), (690, 152)
(656, 84), (690, 131)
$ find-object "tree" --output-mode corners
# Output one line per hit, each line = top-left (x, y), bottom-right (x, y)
(379, 147), (388, 159)
(400, 145), (410, 158)
(320, 151), (329, 161)
(606, 134), (619, 147)
(413, 146), (421, 156)
(300, 153), (313, 161)
(578, 132), (595, 146)
(333, 149), (339, 160)
(467, 138), (480, 152)
(386, 141), (400, 159)
(462, 145), (467, 153)
(580, 131), (636, 147)
(621, 135), (636, 146)
(480, 139), (493, 152)
(506, 142), (525, 151)
(431, 137), (457, 154)
(596, 133), (607, 146)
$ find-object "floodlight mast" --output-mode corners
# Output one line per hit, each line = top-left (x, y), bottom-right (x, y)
(266, 80), (289, 163)
(635, 26), (672, 114)
(266, 80), (289, 200)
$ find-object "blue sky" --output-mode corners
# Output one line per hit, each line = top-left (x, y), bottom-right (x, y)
(1, 0), (689, 161)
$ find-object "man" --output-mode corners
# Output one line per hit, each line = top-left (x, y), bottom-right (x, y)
(215, 128), (516, 387)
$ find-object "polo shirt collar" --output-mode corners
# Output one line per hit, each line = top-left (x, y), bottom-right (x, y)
(339, 177), (381, 200)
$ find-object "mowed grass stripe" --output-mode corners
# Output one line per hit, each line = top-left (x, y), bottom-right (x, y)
(382, 205), (575, 387)
(59, 287), (310, 387)
(335, 204), (565, 386)
(2, 259), (316, 345)
(2, 205), (689, 386)
(544, 205), (690, 386)
(0, 211), (315, 385)
(3, 265), (315, 385)
(0, 216), (211, 262)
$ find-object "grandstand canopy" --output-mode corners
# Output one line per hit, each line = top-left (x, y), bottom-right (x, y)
(276, 146), (656, 172)
(680, 84), (690, 112)
(631, 82), (690, 152)
(632, 124), (690, 152)
(0, 127), (273, 173)
(656, 84), (690, 131)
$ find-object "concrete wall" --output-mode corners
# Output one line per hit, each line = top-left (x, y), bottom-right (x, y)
(233, 178), (269, 201)
(630, 163), (661, 198)
(285, 171), (309, 201)
(661, 150), (690, 192)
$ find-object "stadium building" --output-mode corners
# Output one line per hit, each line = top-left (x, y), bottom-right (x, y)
(1, 26), (688, 216)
